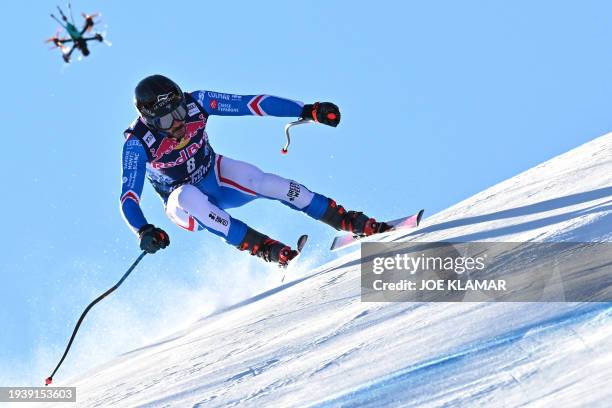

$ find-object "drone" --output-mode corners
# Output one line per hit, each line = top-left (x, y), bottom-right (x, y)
(46, 4), (104, 63)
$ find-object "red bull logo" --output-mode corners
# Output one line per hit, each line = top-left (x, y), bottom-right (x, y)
(151, 137), (178, 162)
(150, 140), (207, 169)
(150, 114), (207, 164)
(184, 115), (206, 140)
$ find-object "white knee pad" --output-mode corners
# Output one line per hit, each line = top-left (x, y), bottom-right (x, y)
(166, 184), (231, 235)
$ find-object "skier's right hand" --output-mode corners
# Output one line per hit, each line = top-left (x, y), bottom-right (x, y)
(138, 224), (170, 254)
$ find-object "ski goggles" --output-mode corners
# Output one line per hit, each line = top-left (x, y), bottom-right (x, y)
(145, 103), (188, 130)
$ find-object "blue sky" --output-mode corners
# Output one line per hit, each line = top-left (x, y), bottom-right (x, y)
(2, 0), (612, 385)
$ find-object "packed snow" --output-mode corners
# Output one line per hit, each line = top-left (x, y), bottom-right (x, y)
(51, 134), (611, 407)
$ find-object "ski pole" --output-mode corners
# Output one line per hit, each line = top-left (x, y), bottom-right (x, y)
(282, 119), (314, 154)
(45, 251), (147, 386)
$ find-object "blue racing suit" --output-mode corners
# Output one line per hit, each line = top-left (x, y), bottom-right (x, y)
(120, 91), (330, 245)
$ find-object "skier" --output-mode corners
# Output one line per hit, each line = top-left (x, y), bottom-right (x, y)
(121, 74), (391, 266)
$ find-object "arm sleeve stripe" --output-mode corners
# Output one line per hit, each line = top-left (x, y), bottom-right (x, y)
(248, 95), (267, 116)
(121, 190), (140, 205)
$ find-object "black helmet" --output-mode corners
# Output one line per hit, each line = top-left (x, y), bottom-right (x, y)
(134, 75), (185, 127)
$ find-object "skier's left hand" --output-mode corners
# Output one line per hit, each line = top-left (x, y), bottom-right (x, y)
(301, 102), (341, 127)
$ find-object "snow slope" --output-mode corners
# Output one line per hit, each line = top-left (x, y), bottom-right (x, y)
(57, 134), (612, 407)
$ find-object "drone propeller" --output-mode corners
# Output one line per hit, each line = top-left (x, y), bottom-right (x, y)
(47, 41), (68, 52)
(44, 28), (61, 42)
(81, 12), (100, 19)
(81, 12), (101, 32)
(44, 28), (67, 49)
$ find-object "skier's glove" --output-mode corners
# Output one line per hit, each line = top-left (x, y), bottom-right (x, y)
(138, 224), (170, 254)
(301, 102), (341, 127)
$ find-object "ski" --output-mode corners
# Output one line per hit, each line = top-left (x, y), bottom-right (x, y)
(281, 234), (308, 282)
(330, 209), (425, 251)
(296, 234), (309, 254)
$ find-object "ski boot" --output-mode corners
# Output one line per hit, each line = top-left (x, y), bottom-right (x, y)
(237, 227), (300, 267)
(320, 199), (391, 237)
